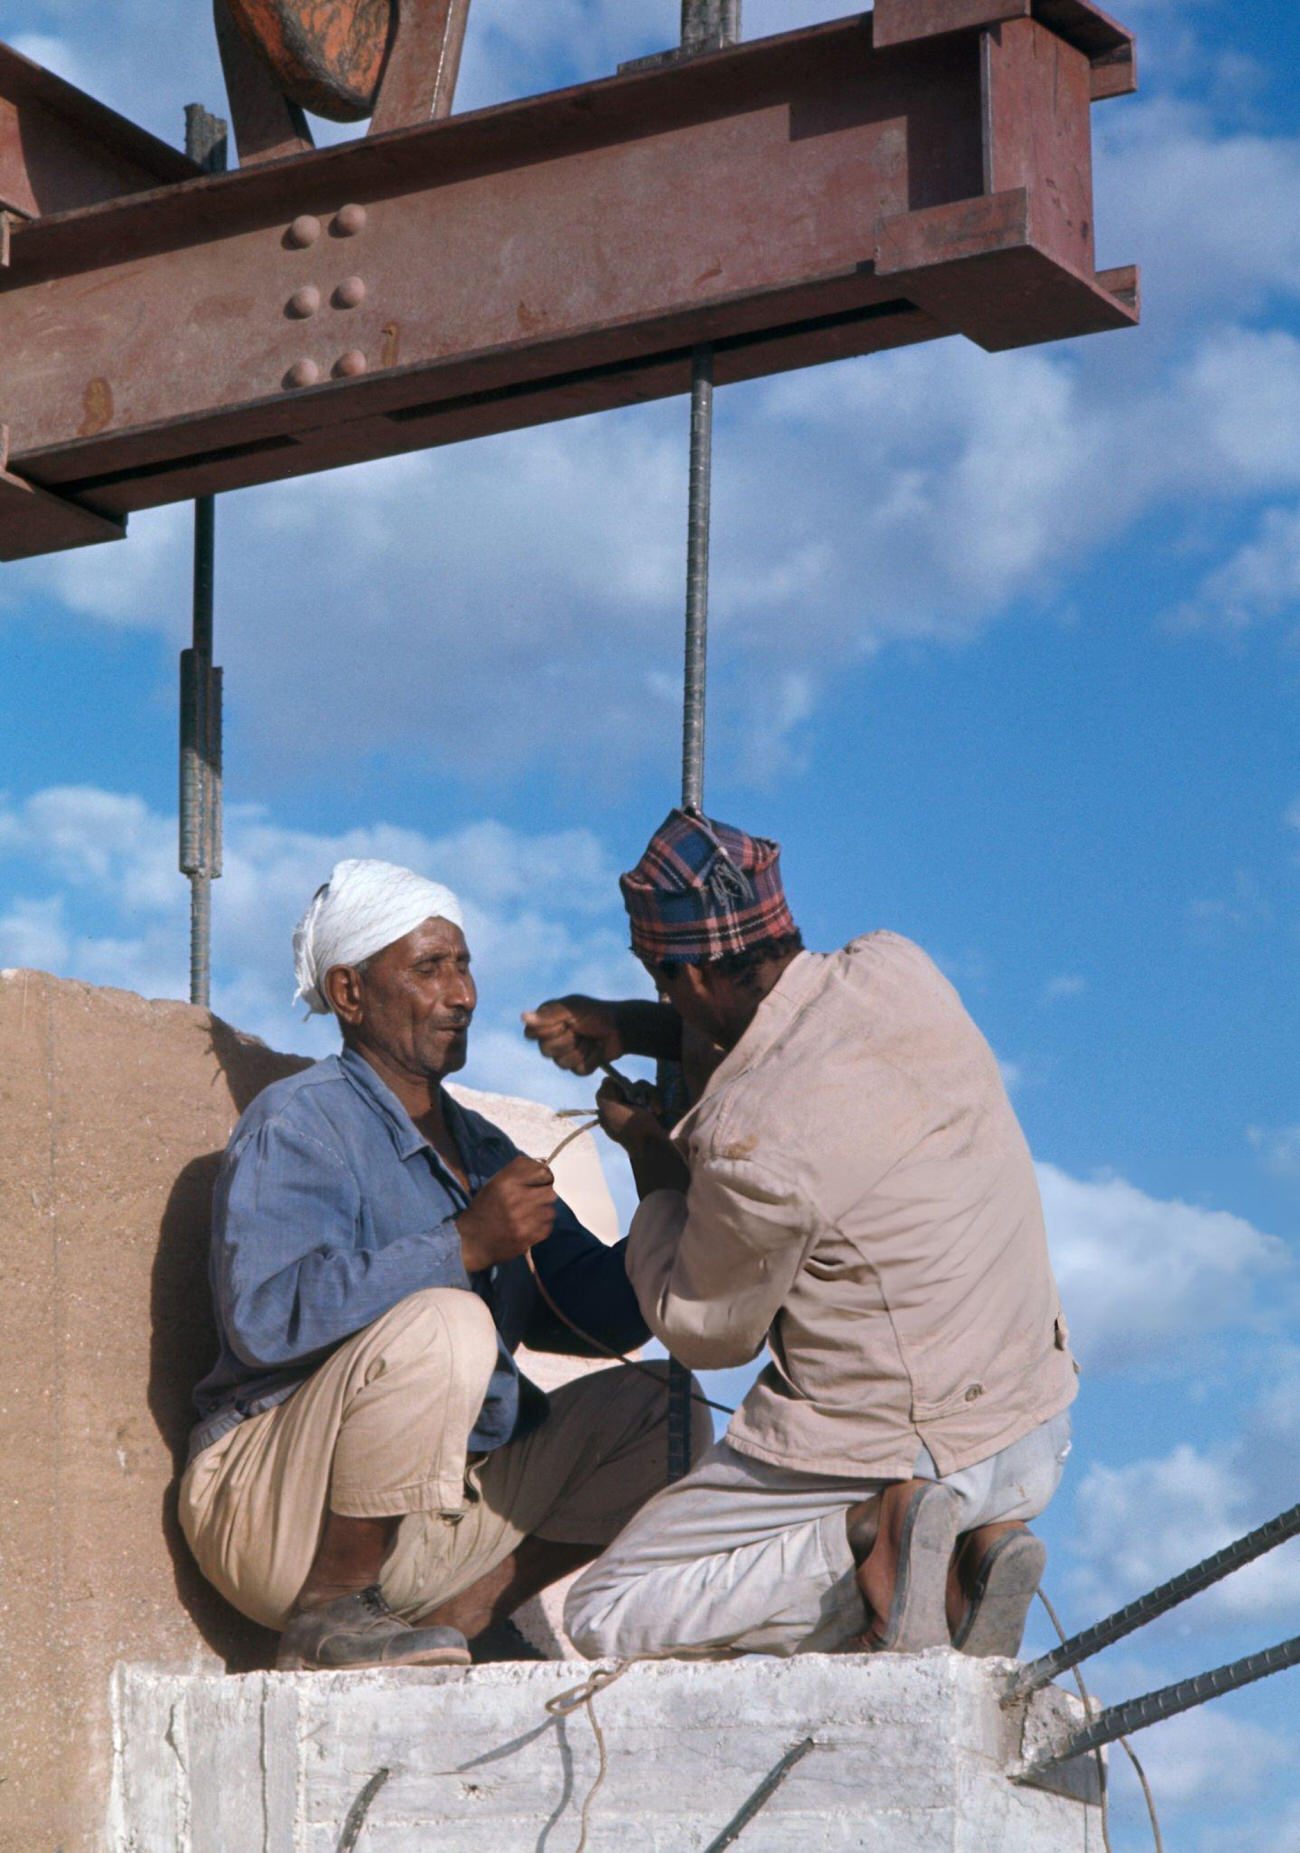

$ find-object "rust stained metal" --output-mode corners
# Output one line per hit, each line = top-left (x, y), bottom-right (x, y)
(0, 10), (1137, 562)
(369, 0), (471, 135)
(224, 0), (392, 121)
(220, 0), (471, 131)
(0, 423), (123, 554)
(214, 0), (316, 169)
(0, 42), (199, 221)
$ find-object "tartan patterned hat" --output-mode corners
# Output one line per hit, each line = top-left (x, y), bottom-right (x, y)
(620, 809), (797, 965)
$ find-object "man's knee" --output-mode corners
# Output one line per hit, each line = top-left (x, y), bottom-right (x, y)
(362, 1286), (498, 1384)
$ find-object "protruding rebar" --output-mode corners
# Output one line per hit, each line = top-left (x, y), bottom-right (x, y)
(1006, 1497), (1300, 1700)
(1022, 1634), (1300, 1774)
(680, 0), (742, 51)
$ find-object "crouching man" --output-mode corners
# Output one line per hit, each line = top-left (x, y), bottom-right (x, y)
(180, 858), (699, 1671)
(525, 811), (1077, 1662)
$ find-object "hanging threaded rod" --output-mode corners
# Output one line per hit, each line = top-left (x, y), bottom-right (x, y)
(179, 105), (228, 1009)
(681, 345), (714, 814)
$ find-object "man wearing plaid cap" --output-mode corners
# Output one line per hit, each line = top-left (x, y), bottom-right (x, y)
(524, 809), (1076, 1662)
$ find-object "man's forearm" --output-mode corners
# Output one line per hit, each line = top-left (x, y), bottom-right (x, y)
(612, 1000), (683, 1064)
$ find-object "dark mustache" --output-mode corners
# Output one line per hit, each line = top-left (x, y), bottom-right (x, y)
(431, 1014), (473, 1030)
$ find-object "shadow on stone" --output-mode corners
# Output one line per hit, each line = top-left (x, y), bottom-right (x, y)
(146, 1022), (308, 1673)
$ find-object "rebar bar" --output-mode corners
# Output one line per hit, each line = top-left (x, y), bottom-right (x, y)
(1006, 1497), (1300, 1699)
(179, 105), (228, 1008)
(1023, 1633), (1300, 1774)
(681, 345), (714, 813)
(680, 0), (742, 51)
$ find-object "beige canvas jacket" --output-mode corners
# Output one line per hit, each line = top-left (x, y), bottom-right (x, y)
(626, 933), (1077, 1479)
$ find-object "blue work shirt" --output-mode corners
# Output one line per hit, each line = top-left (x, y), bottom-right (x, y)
(189, 1045), (648, 1461)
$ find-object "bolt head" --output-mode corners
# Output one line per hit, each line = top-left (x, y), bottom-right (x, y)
(334, 349), (368, 379)
(286, 358), (321, 389)
(286, 215), (322, 249)
(288, 285), (321, 319)
(333, 204), (368, 237)
(334, 276), (367, 310)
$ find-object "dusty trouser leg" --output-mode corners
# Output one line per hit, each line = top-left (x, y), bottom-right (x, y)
(178, 1286), (500, 1633)
(567, 1412), (1075, 1662)
(565, 1443), (889, 1660)
(383, 1359), (711, 1636)
(945, 1411), (1073, 1656)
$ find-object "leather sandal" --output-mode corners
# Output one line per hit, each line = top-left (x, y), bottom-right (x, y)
(276, 1584), (471, 1671)
(865, 1483), (962, 1653)
(951, 1527), (1047, 1659)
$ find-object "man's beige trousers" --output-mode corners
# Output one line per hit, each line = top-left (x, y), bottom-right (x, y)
(179, 1287), (706, 1633)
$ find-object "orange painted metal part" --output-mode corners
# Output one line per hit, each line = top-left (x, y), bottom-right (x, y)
(0, 9), (1137, 562)
(224, 0), (392, 121)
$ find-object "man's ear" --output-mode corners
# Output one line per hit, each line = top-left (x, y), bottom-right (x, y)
(325, 964), (364, 1027)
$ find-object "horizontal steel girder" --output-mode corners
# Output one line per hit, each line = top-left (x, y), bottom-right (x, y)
(0, 5), (1137, 562)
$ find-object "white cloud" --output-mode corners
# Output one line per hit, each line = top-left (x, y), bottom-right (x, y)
(0, 784), (649, 1091)
(1178, 503), (1300, 631)
(1247, 1124), (1300, 1182)
(1043, 974), (1087, 1002)
(1068, 1432), (1300, 1632)
(1038, 1162), (1291, 1374)
(1186, 871), (1274, 940)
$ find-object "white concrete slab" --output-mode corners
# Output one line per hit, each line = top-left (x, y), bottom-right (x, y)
(110, 1653), (1101, 1852)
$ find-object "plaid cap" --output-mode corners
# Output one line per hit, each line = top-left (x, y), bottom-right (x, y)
(620, 809), (796, 965)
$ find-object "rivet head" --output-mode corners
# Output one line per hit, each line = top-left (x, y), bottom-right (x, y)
(333, 276), (367, 310)
(287, 285), (321, 319)
(333, 204), (367, 237)
(286, 358), (321, 389)
(286, 215), (321, 249)
(334, 349), (368, 379)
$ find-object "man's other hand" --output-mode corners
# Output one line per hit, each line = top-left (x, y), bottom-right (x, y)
(457, 1156), (556, 1273)
(596, 1076), (667, 1151)
(522, 996), (622, 1075)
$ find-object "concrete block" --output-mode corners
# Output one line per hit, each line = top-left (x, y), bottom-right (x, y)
(109, 1654), (1101, 1851)
(0, 969), (621, 1852)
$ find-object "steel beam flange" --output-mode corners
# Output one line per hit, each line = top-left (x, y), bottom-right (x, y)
(0, 437), (125, 559)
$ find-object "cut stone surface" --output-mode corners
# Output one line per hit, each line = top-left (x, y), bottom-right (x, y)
(0, 969), (621, 1853)
(110, 1653), (1100, 1851)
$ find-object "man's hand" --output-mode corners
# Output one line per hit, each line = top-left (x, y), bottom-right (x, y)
(457, 1155), (556, 1273)
(597, 1078), (692, 1198)
(595, 1075), (665, 1151)
(522, 995), (623, 1076)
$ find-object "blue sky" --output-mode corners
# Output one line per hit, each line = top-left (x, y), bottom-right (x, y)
(1, 1), (1298, 1843)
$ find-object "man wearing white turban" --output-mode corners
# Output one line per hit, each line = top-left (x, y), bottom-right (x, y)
(178, 859), (702, 1671)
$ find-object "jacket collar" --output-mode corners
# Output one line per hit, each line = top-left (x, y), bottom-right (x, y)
(338, 1044), (438, 1162)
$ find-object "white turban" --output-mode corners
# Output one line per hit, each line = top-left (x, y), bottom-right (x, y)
(293, 858), (465, 1016)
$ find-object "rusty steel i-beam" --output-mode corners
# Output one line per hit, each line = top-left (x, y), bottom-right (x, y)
(0, 1), (1138, 564)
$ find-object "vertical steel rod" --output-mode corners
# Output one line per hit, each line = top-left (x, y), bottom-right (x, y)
(681, 345), (714, 815)
(180, 106), (228, 1009)
(666, 0), (741, 1486)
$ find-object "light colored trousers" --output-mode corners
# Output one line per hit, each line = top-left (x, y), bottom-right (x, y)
(566, 1410), (1072, 1659)
(179, 1287), (708, 1633)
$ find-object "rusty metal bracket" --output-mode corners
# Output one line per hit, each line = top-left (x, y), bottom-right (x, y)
(215, 0), (316, 168)
(0, 425), (125, 561)
(0, 12), (1137, 557)
(370, 0), (471, 135)
(874, 0), (1136, 98)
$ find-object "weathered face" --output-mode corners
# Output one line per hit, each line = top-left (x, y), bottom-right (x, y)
(335, 915), (476, 1082)
(644, 957), (732, 1045)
